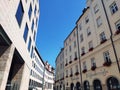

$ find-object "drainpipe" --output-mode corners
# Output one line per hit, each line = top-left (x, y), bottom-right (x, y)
(76, 26), (83, 90)
(101, 0), (120, 73)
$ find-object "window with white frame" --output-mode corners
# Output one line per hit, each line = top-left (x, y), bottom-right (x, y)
(70, 55), (72, 61)
(74, 40), (76, 48)
(91, 58), (96, 66)
(69, 45), (71, 52)
(83, 61), (87, 70)
(110, 2), (118, 14)
(70, 68), (73, 74)
(80, 34), (83, 42)
(115, 20), (120, 30)
(100, 32), (106, 41)
(94, 4), (99, 13)
(76, 65), (78, 72)
(89, 41), (93, 49)
(79, 24), (82, 30)
(87, 27), (91, 36)
(81, 47), (85, 54)
(66, 70), (68, 76)
(74, 51), (77, 58)
(96, 16), (102, 27)
(85, 16), (89, 24)
(103, 51), (111, 62)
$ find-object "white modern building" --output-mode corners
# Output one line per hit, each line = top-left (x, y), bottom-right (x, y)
(0, 0), (40, 89)
(29, 47), (45, 90)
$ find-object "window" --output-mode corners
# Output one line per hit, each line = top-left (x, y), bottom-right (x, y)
(33, 31), (36, 41)
(91, 58), (96, 66)
(70, 55), (72, 61)
(94, 4), (99, 13)
(73, 31), (76, 37)
(15, 0), (24, 27)
(96, 16), (102, 27)
(100, 32), (106, 41)
(66, 70), (68, 76)
(34, 5), (37, 15)
(74, 40), (76, 48)
(31, 20), (34, 32)
(85, 16), (89, 24)
(103, 51), (111, 62)
(69, 45), (71, 52)
(79, 24), (82, 30)
(81, 47), (85, 54)
(31, 46), (33, 58)
(115, 20), (120, 30)
(110, 2), (118, 14)
(65, 49), (67, 56)
(28, 3), (32, 20)
(66, 59), (68, 64)
(74, 51), (77, 58)
(23, 24), (29, 42)
(70, 68), (73, 74)
(28, 37), (32, 52)
(87, 27), (91, 36)
(69, 37), (71, 42)
(76, 65), (78, 72)
(83, 61), (87, 69)
(89, 41), (93, 49)
(80, 34), (83, 42)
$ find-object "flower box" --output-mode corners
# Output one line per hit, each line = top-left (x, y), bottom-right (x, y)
(74, 57), (77, 61)
(65, 63), (68, 66)
(70, 74), (73, 77)
(69, 61), (72, 64)
(75, 72), (79, 76)
(66, 76), (68, 78)
(115, 30), (120, 35)
(100, 39), (107, 44)
(82, 69), (87, 73)
(81, 52), (85, 56)
(91, 66), (96, 71)
(89, 47), (94, 52)
(103, 61), (112, 67)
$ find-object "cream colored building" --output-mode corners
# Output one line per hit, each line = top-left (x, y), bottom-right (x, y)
(0, 0), (40, 89)
(55, 48), (65, 90)
(55, 0), (120, 90)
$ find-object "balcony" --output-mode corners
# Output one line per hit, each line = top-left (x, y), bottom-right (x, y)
(103, 61), (112, 67)
(89, 47), (94, 52)
(100, 39), (107, 44)
(75, 72), (79, 76)
(115, 29), (120, 35)
(82, 69), (87, 73)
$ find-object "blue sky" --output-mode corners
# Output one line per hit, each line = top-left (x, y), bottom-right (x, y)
(36, 0), (86, 67)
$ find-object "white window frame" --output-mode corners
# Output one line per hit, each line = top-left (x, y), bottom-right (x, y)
(103, 51), (111, 62)
(96, 16), (102, 27)
(115, 20), (120, 30)
(94, 4), (99, 13)
(110, 2), (118, 14)
(100, 32), (106, 41)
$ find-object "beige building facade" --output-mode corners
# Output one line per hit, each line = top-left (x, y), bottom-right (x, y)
(55, 48), (65, 90)
(55, 0), (120, 90)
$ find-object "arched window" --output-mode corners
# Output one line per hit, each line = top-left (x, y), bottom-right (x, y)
(70, 83), (74, 90)
(93, 79), (102, 90)
(76, 82), (81, 90)
(107, 77), (120, 90)
(84, 81), (90, 90)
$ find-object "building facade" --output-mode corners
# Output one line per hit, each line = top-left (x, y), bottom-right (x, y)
(55, 0), (120, 90)
(44, 61), (54, 90)
(55, 48), (65, 90)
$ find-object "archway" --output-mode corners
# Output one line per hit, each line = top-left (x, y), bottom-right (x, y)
(84, 81), (90, 90)
(107, 77), (120, 90)
(93, 79), (102, 90)
(76, 82), (81, 90)
(70, 83), (74, 90)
